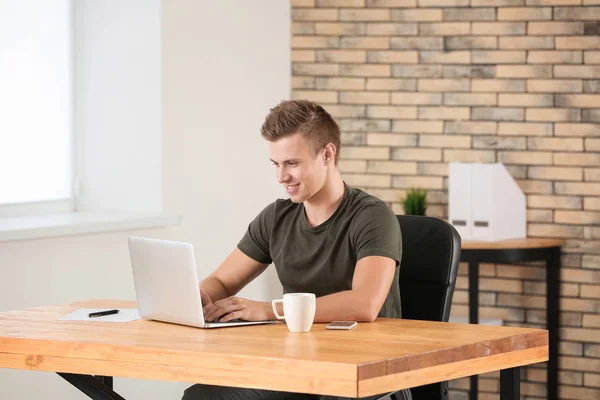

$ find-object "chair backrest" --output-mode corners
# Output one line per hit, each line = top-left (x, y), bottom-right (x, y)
(396, 215), (461, 400)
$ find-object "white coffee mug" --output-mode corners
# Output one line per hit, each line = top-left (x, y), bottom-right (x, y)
(271, 293), (316, 333)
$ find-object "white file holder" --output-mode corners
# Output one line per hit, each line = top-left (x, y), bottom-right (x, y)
(448, 162), (526, 241)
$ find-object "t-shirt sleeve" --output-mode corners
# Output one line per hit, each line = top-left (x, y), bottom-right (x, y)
(237, 202), (275, 265)
(352, 202), (402, 267)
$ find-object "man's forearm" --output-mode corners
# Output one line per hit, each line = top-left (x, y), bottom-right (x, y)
(266, 290), (376, 323)
(315, 290), (378, 322)
(199, 276), (230, 302)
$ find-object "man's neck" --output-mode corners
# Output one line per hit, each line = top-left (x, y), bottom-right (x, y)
(303, 171), (345, 227)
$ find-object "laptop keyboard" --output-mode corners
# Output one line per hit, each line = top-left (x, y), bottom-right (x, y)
(212, 318), (243, 324)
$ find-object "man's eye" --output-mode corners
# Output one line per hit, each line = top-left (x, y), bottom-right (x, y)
(287, 162), (297, 167)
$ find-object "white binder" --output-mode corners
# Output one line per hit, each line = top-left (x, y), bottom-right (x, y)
(448, 163), (472, 240)
(448, 162), (526, 241)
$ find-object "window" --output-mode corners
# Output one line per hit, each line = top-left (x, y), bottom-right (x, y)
(0, 0), (74, 215)
(0, 0), (174, 242)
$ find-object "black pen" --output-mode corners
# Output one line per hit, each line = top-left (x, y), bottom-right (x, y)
(88, 309), (119, 318)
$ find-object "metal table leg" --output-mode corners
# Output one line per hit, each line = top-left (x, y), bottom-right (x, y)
(500, 367), (520, 400)
(95, 376), (113, 390)
(469, 260), (479, 400)
(58, 373), (124, 400)
(547, 247), (560, 400)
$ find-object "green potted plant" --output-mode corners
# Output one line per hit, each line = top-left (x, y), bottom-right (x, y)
(400, 188), (428, 216)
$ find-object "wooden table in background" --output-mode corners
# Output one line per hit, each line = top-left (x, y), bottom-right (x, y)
(0, 300), (548, 400)
(461, 238), (564, 400)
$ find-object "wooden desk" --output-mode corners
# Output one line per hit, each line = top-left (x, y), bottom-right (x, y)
(461, 238), (564, 400)
(0, 300), (548, 400)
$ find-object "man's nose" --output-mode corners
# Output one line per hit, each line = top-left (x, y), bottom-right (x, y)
(277, 168), (290, 183)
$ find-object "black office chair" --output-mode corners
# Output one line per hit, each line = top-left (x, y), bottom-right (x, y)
(391, 215), (462, 400)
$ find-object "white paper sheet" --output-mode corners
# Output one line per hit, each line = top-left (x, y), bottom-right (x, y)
(59, 308), (142, 322)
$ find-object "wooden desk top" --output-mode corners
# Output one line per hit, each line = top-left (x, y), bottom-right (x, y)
(462, 238), (565, 250)
(0, 300), (548, 398)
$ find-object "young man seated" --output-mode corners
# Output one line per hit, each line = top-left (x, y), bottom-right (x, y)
(183, 99), (412, 400)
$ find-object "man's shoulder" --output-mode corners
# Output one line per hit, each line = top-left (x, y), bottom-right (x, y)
(346, 185), (390, 211)
(344, 185), (397, 228)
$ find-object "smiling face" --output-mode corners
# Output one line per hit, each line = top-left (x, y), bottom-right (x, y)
(269, 133), (329, 203)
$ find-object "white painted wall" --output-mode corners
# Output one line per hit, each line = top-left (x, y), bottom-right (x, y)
(75, 0), (163, 213)
(0, 1), (290, 398)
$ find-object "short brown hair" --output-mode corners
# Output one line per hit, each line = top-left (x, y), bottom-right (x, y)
(261, 99), (341, 164)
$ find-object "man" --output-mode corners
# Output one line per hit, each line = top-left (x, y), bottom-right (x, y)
(183, 100), (412, 400)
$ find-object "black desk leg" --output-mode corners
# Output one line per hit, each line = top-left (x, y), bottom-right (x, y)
(95, 376), (113, 390)
(547, 247), (560, 400)
(58, 373), (124, 400)
(468, 260), (480, 400)
(500, 367), (520, 400)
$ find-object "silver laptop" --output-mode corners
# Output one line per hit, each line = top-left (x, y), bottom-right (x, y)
(128, 236), (275, 329)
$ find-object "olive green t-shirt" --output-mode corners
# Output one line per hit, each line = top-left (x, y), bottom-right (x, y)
(237, 184), (402, 319)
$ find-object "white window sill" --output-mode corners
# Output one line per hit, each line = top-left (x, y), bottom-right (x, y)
(0, 211), (180, 242)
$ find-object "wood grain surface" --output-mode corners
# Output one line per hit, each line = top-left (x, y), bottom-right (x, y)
(0, 300), (548, 397)
(462, 238), (564, 250)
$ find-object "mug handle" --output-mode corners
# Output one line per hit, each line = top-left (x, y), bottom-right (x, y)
(271, 299), (285, 320)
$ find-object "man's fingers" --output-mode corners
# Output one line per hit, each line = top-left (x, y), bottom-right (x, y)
(205, 301), (240, 321)
(204, 298), (229, 321)
(204, 304), (221, 321)
(203, 305), (213, 317)
(205, 306), (222, 321)
(220, 311), (243, 323)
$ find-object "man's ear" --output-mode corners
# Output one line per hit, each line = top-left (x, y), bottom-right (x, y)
(323, 143), (336, 164)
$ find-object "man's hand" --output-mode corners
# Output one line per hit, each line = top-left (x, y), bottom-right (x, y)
(204, 296), (272, 322)
(200, 290), (214, 311)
